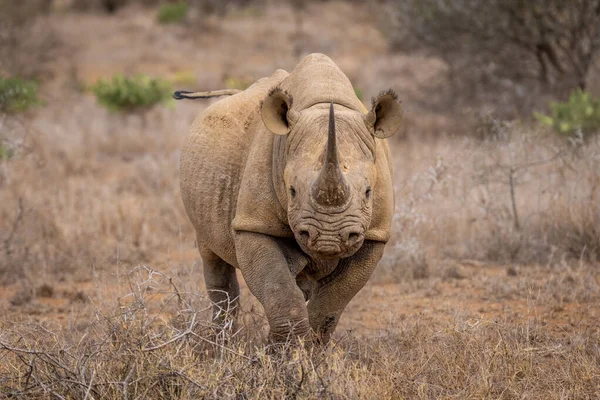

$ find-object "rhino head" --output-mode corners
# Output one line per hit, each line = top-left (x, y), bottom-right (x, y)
(261, 88), (403, 260)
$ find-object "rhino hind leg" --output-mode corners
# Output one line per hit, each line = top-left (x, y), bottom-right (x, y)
(200, 249), (240, 325)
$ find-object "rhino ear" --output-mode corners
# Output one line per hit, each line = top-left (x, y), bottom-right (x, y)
(261, 87), (299, 135)
(364, 89), (403, 139)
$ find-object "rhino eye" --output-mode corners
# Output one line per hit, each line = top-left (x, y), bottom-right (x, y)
(290, 186), (296, 198)
(365, 187), (372, 199)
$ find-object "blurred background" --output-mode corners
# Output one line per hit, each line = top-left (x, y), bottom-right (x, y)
(1, 0), (599, 330)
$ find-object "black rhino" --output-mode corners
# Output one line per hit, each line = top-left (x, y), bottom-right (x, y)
(178, 53), (402, 343)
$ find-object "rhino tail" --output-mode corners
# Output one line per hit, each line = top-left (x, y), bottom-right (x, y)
(172, 89), (242, 100)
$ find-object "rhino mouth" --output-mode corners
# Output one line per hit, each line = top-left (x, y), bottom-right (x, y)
(294, 226), (365, 259)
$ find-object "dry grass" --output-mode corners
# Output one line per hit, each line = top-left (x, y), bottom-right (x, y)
(0, 99), (195, 285)
(1, 266), (599, 399)
(376, 125), (600, 282)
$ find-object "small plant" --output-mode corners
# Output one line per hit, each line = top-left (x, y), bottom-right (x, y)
(91, 74), (172, 112)
(535, 89), (600, 137)
(170, 70), (197, 87)
(0, 77), (43, 113)
(157, 2), (188, 24)
(224, 76), (253, 91)
(0, 143), (14, 160)
(354, 87), (363, 101)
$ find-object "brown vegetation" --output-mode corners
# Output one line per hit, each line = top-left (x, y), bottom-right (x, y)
(388, 0), (600, 119)
(1, 1), (599, 398)
(0, 0), (60, 80)
(2, 264), (599, 398)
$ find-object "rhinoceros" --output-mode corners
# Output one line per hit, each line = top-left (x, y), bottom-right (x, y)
(178, 53), (402, 343)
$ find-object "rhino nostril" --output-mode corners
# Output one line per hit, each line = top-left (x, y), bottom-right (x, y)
(343, 231), (362, 246)
(347, 232), (361, 244)
(299, 230), (310, 241)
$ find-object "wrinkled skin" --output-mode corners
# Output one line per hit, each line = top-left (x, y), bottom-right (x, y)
(179, 53), (402, 343)
(285, 106), (375, 260)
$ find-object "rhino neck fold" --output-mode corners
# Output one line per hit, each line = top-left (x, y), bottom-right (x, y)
(272, 134), (290, 219)
(311, 102), (351, 209)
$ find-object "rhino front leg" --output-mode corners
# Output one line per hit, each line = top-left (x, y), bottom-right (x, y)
(307, 241), (385, 343)
(234, 231), (311, 342)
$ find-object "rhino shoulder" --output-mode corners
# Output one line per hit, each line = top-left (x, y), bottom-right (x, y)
(231, 124), (293, 238)
(230, 70), (293, 238)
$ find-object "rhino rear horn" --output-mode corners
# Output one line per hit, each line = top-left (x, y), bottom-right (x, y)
(261, 88), (299, 135)
(364, 89), (403, 139)
(311, 102), (351, 208)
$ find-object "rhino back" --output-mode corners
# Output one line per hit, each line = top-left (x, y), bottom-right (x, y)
(280, 53), (364, 112)
(180, 69), (288, 266)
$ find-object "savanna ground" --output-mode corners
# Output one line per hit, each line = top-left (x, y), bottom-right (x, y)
(1, 1), (599, 398)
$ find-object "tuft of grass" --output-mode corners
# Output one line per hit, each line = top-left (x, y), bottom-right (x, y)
(354, 87), (363, 100)
(535, 89), (600, 137)
(0, 77), (43, 113)
(91, 74), (173, 112)
(157, 2), (188, 24)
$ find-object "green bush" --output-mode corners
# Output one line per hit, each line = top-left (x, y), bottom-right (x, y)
(91, 74), (172, 112)
(157, 2), (188, 24)
(0, 77), (43, 113)
(535, 90), (600, 137)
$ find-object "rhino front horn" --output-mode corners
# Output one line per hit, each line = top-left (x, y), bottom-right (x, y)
(311, 102), (351, 208)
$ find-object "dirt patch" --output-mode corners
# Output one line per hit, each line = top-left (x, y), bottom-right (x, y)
(3, 258), (598, 344)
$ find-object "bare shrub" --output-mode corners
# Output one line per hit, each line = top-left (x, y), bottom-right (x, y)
(382, 126), (600, 279)
(68, 0), (152, 13)
(466, 129), (600, 264)
(387, 0), (600, 118)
